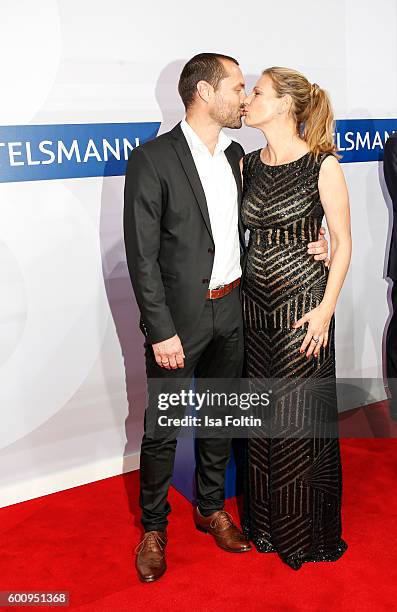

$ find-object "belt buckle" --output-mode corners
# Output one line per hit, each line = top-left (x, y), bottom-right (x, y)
(209, 284), (225, 299)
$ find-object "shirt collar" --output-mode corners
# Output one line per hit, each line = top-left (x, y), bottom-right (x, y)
(181, 118), (232, 155)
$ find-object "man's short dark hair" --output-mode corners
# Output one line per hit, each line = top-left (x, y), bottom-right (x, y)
(178, 53), (239, 110)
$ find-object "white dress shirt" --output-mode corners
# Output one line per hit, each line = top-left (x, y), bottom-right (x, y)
(180, 118), (241, 290)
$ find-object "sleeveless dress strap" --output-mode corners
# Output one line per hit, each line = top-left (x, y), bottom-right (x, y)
(318, 151), (335, 165)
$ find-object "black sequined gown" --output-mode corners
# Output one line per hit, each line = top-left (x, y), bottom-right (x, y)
(241, 149), (348, 570)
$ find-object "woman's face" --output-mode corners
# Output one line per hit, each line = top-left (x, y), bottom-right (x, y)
(244, 74), (286, 128)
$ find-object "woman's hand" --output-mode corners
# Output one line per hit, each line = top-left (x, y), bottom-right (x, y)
(292, 304), (334, 358)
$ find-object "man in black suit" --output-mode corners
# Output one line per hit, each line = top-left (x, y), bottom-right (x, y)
(124, 53), (329, 582)
(383, 134), (397, 419)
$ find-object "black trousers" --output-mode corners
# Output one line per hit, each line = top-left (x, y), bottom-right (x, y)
(139, 286), (244, 532)
(387, 280), (397, 410)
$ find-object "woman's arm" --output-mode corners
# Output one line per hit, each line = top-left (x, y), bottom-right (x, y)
(293, 155), (352, 357)
(318, 155), (352, 313)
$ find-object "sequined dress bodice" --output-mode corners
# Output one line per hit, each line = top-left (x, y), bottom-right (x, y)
(241, 149), (330, 333)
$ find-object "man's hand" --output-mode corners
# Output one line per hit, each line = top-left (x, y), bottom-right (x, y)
(307, 226), (330, 268)
(152, 334), (185, 370)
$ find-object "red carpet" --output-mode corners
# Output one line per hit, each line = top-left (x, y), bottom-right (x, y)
(0, 438), (396, 611)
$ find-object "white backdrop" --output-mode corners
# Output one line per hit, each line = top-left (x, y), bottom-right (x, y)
(0, 0), (396, 507)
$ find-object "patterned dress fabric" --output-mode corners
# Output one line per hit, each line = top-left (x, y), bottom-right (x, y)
(241, 149), (348, 570)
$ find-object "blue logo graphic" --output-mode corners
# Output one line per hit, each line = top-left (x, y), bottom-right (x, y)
(335, 118), (397, 163)
(0, 118), (396, 183)
(0, 122), (160, 183)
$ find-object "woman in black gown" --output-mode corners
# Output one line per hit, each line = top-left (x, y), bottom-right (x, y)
(241, 67), (352, 570)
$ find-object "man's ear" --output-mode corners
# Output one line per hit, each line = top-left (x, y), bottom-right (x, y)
(196, 80), (213, 103)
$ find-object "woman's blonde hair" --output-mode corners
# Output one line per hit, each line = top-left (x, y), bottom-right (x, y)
(262, 66), (339, 159)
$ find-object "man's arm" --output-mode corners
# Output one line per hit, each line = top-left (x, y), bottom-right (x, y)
(123, 146), (176, 345)
(384, 136), (397, 205)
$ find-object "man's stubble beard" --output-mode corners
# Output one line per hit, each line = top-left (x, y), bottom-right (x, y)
(210, 99), (243, 130)
(221, 106), (243, 130)
(225, 115), (243, 129)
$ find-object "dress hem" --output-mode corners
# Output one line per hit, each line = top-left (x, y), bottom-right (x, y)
(243, 524), (348, 570)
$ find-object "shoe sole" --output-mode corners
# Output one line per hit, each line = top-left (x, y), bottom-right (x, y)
(137, 567), (166, 583)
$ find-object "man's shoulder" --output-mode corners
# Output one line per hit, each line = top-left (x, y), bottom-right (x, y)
(136, 129), (176, 154)
(127, 125), (180, 168)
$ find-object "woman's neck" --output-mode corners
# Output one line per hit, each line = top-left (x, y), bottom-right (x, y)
(260, 122), (307, 165)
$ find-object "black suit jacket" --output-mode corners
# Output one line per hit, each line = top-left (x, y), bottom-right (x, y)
(384, 133), (397, 281)
(123, 122), (246, 344)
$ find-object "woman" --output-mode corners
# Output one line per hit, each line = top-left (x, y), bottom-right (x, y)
(241, 67), (352, 570)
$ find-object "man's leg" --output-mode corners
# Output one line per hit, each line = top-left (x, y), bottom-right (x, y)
(194, 286), (244, 517)
(387, 280), (397, 418)
(136, 306), (215, 582)
(139, 355), (196, 532)
(139, 309), (213, 532)
(192, 287), (250, 552)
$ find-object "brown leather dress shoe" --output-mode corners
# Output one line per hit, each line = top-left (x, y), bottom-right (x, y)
(194, 508), (251, 553)
(135, 530), (167, 583)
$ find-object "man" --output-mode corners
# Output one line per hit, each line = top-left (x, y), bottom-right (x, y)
(124, 53), (329, 583)
(384, 134), (397, 419)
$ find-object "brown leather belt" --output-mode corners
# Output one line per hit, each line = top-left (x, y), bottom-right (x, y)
(206, 277), (240, 300)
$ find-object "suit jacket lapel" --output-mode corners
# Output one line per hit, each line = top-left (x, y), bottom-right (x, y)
(170, 123), (214, 242)
(224, 145), (245, 249)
